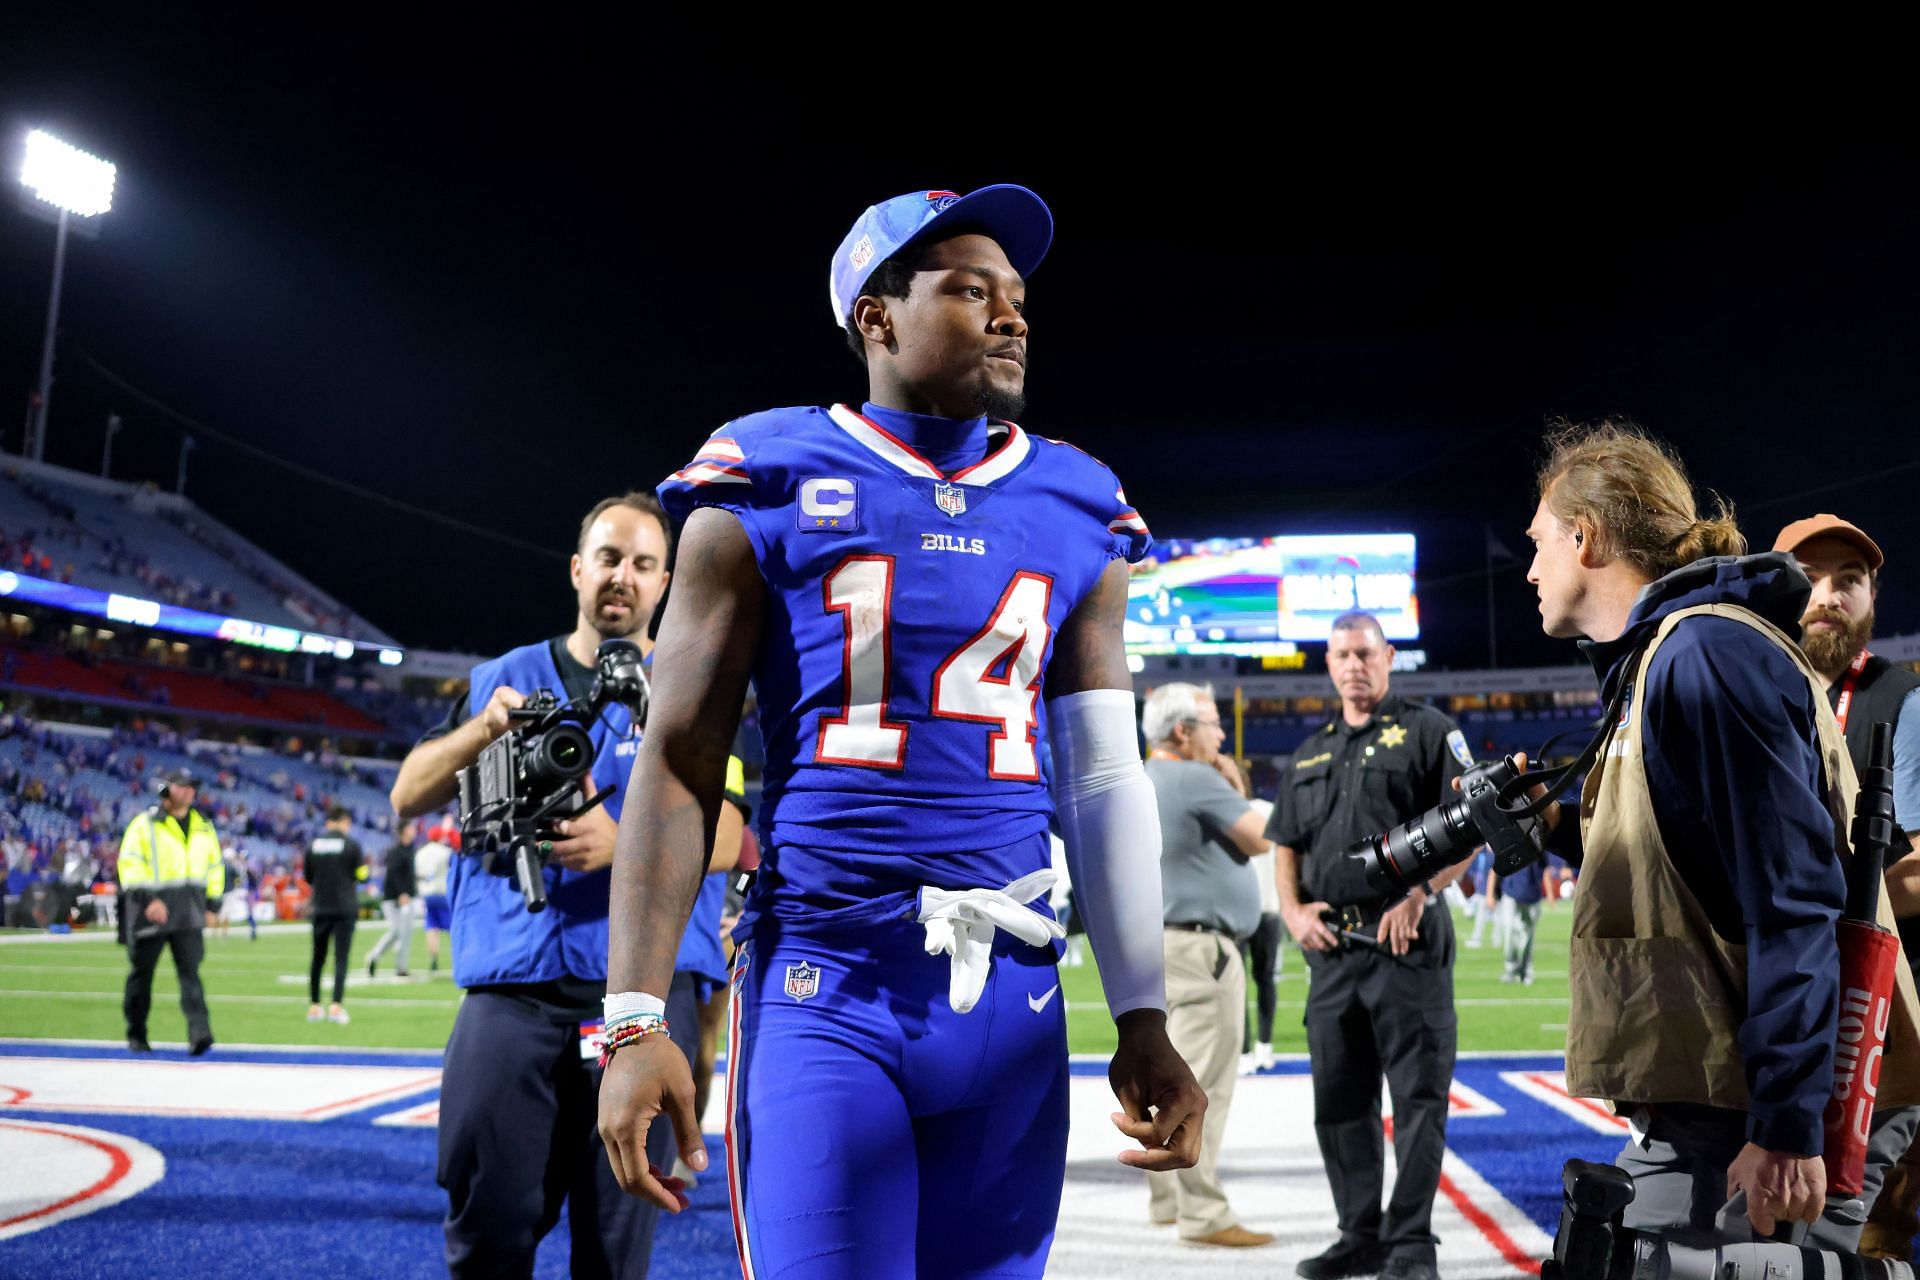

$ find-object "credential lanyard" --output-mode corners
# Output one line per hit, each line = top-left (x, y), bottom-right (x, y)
(1834, 649), (1873, 734)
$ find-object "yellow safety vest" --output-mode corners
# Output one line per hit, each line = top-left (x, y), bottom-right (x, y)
(120, 808), (225, 898)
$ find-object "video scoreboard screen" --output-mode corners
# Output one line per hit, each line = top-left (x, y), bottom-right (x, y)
(1125, 533), (1418, 657)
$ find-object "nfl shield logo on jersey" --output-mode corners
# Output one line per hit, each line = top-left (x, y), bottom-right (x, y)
(934, 482), (967, 517)
(784, 961), (821, 1002)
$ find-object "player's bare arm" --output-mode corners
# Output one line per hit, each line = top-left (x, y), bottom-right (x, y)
(599, 506), (764, 1210)
(1048, 556), (1206, 1171)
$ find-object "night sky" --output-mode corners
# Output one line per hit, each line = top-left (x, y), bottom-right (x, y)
(3, 24), (1916, 668)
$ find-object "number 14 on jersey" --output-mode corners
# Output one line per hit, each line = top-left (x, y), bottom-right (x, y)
(815, 555), (1055, 781)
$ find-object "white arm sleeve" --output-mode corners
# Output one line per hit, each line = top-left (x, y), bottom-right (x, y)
(1048, 687), (1166, 1018)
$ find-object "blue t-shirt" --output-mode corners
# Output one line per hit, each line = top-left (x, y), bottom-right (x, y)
(659, 402), (1150, 937)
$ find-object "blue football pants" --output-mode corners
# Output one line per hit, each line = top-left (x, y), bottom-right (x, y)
(725, 919), (1069, 1278)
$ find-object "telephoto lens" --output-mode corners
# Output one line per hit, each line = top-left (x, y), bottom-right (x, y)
(1546, 1159), (1916, 1280)
(1337, 756), (1545, 904)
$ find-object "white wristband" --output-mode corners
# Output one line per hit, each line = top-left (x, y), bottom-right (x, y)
(603, 991), (666, 1025)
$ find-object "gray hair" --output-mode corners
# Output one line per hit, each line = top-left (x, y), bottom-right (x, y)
(1141, 682), (1215, 745)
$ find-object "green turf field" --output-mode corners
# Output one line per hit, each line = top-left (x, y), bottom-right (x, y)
(0, 901), (1575, 1055)
(0, 921), (464, 1049)
(1058, 901), (1575, 1056)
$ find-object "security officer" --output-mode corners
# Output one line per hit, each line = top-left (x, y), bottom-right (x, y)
(119, 765), (224, 1055)
(1269, 610), (1471, 1280)
(389, 491), (741, 1280)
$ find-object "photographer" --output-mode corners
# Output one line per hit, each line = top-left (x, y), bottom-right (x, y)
(1521, 421), (1920, 1248)
(390, 492), (740, 1279)
(1269, 611), (1472, 1280)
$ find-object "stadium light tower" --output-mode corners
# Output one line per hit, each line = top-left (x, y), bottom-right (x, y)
(18, 129), (116, 463)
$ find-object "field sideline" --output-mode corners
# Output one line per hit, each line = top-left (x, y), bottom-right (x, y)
(0, 899), (1575, 1055)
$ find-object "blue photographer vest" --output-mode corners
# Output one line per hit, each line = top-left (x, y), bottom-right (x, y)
(447, 640), (639, 988)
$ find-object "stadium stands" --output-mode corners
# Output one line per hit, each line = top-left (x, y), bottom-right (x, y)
(0, 461), (394, 644)
(0, 639), (390, 734)
(1, 714), (407, 924)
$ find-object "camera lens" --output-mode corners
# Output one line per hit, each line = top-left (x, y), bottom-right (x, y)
(524, 723), (595, 789)
(1371, 799), (1479, 893)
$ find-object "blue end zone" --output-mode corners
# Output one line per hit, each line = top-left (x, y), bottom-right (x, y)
(0, 1043), (1628, 1278)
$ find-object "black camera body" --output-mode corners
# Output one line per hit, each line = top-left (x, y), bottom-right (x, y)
(1341, 754), (1547, 903)
(1545, 1159), (1912, 1280)
(455, 639), (648, 913)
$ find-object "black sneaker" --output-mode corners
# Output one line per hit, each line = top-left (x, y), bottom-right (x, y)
(367, 958), (378, 979)
(127, 1035), (152, 1053)
(1297, 1240), (1388, 1280)
(188, 1036), (214, 1057)
(1383, 1258), (1438, 1280)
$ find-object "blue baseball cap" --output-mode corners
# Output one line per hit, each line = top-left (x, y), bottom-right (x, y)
(829, 184), (1054, 325)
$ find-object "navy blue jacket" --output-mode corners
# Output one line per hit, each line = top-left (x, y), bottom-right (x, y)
(1558, 553), (1842, 1156)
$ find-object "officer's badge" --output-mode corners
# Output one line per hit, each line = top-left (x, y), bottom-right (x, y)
(783, 961), (820, 1002)
(1378, 724), (1409, 749)
(934, 483), (967, 517)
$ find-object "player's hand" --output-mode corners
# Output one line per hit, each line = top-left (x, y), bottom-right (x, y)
(1727, 1141), (1825, 1235)
(598, 1035), (702, 1211)
(1380, 888), (1426, 956)
(144, 899), (168, 925)
(1283, 901), (1340, 951)
(1107, 1009), (1206, 1172)
(478, 685), (527, 742)
(550, 778), (618, 873)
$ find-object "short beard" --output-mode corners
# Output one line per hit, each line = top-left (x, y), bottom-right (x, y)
(1800, 606), (1873, 677)
(974, 384), (1026, 422)
(967, 362), (1028, 422)
(592, 597), (644, 640)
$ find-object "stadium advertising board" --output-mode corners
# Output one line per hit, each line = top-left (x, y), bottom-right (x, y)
(0, 568), (401, 664)
(1126, 533), (1418, 656)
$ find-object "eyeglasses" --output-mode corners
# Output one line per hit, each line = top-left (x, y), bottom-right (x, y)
(1182, 717), (1223, 729)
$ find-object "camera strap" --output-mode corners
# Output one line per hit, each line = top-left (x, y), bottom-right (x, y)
(1494, 636), (1653, 821)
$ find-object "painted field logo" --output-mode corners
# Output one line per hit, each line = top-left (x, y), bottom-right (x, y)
(783, 962), (820, 1002)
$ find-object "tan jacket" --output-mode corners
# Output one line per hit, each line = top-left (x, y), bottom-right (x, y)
(1565, 603), (1920, 1117)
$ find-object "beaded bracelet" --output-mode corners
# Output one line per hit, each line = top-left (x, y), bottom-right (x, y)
(597, 1015), (670, 1068)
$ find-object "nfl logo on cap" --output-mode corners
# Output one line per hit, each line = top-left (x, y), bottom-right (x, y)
(934, 483), (967, 517)
(784, 961), (820, 1002)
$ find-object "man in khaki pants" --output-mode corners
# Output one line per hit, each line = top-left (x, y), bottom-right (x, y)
(1142, 682), (1275, 1248)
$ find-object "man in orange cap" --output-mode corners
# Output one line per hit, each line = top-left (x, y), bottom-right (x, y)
(1772, 515), (1920, 824)
(1775, 514), (1920, 1258)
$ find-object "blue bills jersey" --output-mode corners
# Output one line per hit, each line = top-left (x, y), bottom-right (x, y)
(658, 403), (1149, 932)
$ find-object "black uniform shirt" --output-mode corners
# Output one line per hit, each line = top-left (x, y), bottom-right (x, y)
(1266, 692), (1471, 910)
(301, 831), (364, 918)
(382, 841), (417, 902)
